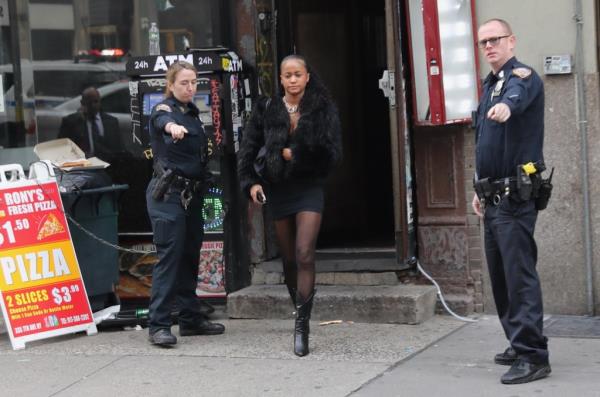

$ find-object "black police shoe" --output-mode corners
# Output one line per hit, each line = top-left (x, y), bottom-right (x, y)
(179, 317), (225, 336)
(149, 329), (177, 346)
(494, 346), (518, 365)
(500, 359), (551, 384)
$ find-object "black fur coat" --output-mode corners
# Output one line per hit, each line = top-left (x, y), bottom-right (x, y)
(237, 87), (342, 195)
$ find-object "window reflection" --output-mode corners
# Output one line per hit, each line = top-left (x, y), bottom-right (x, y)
(0, 0), (227, 150)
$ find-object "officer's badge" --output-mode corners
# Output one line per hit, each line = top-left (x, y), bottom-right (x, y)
(512, 68), (532, 79)
(155, 104), (172, 112)
(492, 79), (504, 98)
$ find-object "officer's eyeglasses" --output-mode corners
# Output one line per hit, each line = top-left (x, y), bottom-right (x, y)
(477, 35), (510, 49)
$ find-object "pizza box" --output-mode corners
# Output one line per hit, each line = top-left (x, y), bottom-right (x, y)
(34, 138), (110, 171)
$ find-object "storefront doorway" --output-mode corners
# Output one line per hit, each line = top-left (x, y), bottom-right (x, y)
(275, 0), (414, 263)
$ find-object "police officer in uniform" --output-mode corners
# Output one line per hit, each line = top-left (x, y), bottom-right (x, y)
(473, 19), (551, 384)
(146, 61), (224, 346)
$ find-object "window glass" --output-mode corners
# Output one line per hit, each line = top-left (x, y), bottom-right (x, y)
(101, 87), (130, 114)
(0, 0), (228, 149)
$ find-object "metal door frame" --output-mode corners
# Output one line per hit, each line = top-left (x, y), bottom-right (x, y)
(384, 0), (415, 265)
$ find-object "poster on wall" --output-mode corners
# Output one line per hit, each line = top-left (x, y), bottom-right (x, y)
(116, 242), (156, 299)
(196, 241), (225, 297)
(117, 240), (225, 299)
(0, 166), (96, 349)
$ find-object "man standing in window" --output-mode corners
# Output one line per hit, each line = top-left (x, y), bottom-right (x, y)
(59, 87), (122, 160)
(472, 19), (551, 384)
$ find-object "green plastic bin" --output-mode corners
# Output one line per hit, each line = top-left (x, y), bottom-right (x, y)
(61, 184), (128, 311)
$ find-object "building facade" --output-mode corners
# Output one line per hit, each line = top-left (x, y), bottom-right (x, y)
(0, 0), (598, 316)
(234, 0), (600, 316)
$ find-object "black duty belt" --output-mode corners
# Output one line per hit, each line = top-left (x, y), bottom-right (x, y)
(152, 161), (203, 209)
(474, 176), (520, 206)
(490, 177), (519, 194)
(153, 169), (201, 192)
(169, 175), (202, 192)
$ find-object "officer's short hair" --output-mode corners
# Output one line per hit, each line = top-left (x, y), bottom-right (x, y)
(165, 61), (198, 98)
(480, 18), (513, 35)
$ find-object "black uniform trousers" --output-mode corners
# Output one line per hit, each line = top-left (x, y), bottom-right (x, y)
(146, 178), (205, 333)
(484, 195), (549, 364)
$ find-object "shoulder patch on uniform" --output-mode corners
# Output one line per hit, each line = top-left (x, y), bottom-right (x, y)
(512, 67), (532, 79)
(155, 104), (172, 112)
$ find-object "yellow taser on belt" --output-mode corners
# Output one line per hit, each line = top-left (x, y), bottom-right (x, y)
(522, 162), (537, 175)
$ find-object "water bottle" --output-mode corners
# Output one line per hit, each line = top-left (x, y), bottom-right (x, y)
(114, 308), (149, 319)
(148, 22), (160, 55)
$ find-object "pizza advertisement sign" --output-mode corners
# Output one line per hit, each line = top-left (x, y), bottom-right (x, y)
(0, 165), (97, 349)
(196, 241), (225, 298)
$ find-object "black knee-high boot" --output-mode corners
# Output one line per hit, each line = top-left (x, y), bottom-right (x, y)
(294, 290), (315, 357)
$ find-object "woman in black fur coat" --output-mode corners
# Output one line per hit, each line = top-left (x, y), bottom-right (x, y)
(238, 55), (342, 356)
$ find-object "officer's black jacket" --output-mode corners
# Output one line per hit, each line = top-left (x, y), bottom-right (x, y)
(237, 84), (342, 196)
(475, 57), (544, 180)
(150, 96), (208, 180)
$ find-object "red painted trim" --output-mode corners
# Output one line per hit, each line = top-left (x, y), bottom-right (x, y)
(471, 0), (483, 100)
(406, 0), (480, 126)
(405, 0), (438, 126)
(422, 0), (445, 124)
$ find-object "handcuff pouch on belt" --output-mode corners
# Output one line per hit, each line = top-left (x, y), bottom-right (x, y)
(473, 177), (494, 208)
(474, 176), (529, 209)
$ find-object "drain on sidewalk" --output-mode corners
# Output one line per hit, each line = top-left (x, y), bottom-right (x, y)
(544, 315), (600, 338)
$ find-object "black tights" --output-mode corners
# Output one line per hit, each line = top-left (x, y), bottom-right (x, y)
(274, 211), (322, 301)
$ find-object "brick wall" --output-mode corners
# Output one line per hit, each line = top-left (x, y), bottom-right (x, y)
(464, 128), (484, 313)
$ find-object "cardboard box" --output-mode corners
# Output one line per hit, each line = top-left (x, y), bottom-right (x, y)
(34, 138), (110, 171)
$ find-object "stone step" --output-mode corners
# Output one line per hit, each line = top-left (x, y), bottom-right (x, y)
(227, 284), (438, 325)
(257, 256), (400, 273)
(252, 266), (400, 286)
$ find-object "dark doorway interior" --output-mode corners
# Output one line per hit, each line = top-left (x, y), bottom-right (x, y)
(276, 0), (394, 248)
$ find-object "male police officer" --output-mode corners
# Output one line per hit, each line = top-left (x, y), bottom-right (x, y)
(472, 19), (551, 384)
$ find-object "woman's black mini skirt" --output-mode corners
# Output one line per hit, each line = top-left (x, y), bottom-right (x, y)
(266, 178), (324, 220)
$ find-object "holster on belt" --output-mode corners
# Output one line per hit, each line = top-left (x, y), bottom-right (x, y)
(534, 167), (554, 211)
(151, 161), (175, 200)
(518, 161), (553, 210)
(516, 165), (533, 201)
(473, 177), (493, 204)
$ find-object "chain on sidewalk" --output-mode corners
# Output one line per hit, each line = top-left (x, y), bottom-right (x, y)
(30, 167), (156, 255)
(64, 212), (156, 255)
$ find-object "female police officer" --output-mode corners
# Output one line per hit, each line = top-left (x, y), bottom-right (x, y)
(146, 61), (224, 346)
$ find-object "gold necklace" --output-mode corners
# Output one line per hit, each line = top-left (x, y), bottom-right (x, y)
(283, 97), (299, 114)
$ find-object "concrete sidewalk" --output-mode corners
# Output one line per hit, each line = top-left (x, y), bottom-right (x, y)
(0, 313), (598, 396)
(354, 316), (600, 397)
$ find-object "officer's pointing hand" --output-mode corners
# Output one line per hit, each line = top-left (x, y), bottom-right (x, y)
(166, 123), (188, 141)
(487, 103), (511, 123)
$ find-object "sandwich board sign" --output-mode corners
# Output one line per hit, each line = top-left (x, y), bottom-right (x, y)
(0, 163), (97, 349)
